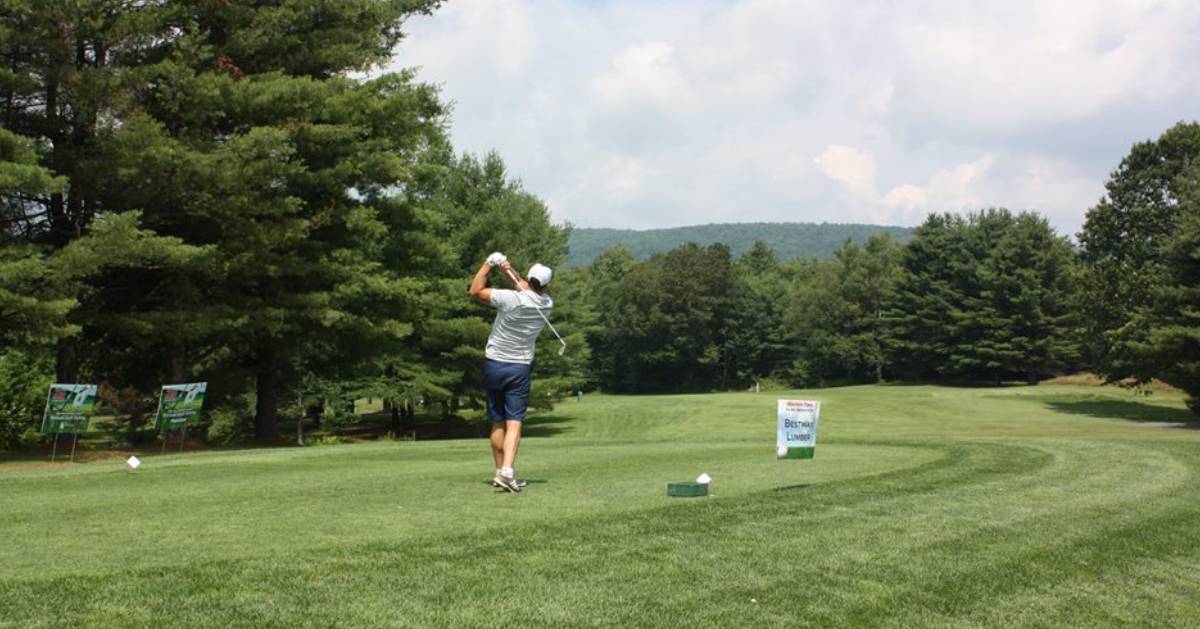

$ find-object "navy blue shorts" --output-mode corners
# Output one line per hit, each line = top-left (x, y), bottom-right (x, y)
(483, 359), (532, 421)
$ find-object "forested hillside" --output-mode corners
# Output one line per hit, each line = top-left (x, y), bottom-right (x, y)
(566, 223), (915, 267)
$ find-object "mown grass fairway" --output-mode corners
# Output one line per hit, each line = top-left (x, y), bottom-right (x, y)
(3, 384), (1200, 628)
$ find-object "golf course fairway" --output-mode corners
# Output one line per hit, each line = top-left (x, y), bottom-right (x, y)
(2, 384), (1199, 628)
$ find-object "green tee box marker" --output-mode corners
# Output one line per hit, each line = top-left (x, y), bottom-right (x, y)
(667, 481), (709, 497)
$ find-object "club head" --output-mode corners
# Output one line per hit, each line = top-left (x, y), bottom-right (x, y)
(558, 341), (567, 356)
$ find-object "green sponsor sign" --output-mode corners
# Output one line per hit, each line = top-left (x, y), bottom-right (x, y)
(154, 382), (207, 432)
(41, 384), (98, 434)
(777, 399), (819, 459)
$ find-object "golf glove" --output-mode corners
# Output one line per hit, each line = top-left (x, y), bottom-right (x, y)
(487, 252), (507, 267)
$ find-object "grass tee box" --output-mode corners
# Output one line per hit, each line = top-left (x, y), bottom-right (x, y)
(3, 385), (1200, 628)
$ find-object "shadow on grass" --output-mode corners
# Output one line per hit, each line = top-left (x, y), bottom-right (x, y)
(772, 484), (813, 492)
(1045, 399), (1199, 426)
(2, 414), (576, 467)
(522, 414), (574, 438)
(880, 380), (1031, 389)
(480, 479), (550, 486)
(347, 411), (572, 441)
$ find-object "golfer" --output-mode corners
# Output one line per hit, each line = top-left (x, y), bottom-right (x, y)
(468, 253), (554, 493)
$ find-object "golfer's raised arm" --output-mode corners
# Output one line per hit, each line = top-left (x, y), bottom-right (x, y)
(468, 260), (494, 305)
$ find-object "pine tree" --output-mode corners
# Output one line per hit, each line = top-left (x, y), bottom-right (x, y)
(1079, 122), (1200, 381)
(0, 128), (72, 348)
(601, 243), (736, 391)
(371, 151), (575, 424)
(785, 235), (902, 384)
(585, 245), (638, 390)
(885, 214), (969, 379)
(784, 256), (854, 383)
(727, 242), (791, 386)
(1133, 162), (1200, 415)
(947, 209), (1018, 381)
(841, 234), (903, 382)
(1, 1), (447, 438)
(971, 213), (1079, 384)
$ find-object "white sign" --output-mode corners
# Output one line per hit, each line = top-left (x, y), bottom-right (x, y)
(777, 399), (819, 459)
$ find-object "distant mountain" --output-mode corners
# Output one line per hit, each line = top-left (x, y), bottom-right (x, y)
(565, 222), (915, 268)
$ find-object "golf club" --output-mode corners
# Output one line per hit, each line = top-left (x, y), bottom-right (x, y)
(504, 265), (567, 356)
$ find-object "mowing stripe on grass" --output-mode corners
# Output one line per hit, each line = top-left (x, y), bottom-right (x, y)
(1, 385), (1198, 628)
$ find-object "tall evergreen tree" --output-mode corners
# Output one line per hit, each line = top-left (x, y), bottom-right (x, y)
(840, 234), (903, 382)
(970, 213), (1079, 384)
(410, 151), (575, 419)
(885, 213), (969, 379)
(0, 128), (72, 348)
(2, 1), (447, 438)
(1078, 122), (1200, 381)
(786, 235), (902, 384)
(785, 256), (854, 383)
(946, 209), (1018, 380)
(727, 242), (791, 386)
(1131, 161), (1200, 415)
(888, 210), (1076, 383)
(584, 245), (638, 390)
(601, 243), (736, 391)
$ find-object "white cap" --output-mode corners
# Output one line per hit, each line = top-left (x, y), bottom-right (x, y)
(527, 263), (552, 287)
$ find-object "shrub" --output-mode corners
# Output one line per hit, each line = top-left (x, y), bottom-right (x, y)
(97, 385), (157, 445)
(304, 434), (349, 446)
(0, 350), (52, 450)
(205, 395), (254, 445)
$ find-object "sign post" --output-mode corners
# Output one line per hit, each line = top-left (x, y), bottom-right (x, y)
(41, 384), (98, 462)
(777, 399), (820, 460)
(154, 382), (207, 454)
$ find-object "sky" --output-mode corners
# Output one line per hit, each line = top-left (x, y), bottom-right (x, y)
(389, 0), (1200, 237)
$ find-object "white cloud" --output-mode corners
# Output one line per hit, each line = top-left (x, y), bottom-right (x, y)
(883, 156), (994, 221)
(888, 2), (1200, 134)
(583, 156), (658, 198)
(881, 155), (1104, 235)
(815, 145), (877, 198)
(591, 42), (690, 109)
(392, 0), (1200, 236)
(993, 157), (1105, 237)
(927, 156), (994, 207)
(399, 0), (536, 79)
(888, 156), (988, 222)
(883, 184), (927, 211)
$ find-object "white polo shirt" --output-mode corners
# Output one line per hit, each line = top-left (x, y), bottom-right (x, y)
(486, 289), (554, 364)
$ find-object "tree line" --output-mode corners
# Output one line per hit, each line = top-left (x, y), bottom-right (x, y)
(2, 2), (1198, 449)
(570, 209), (1075, 392)
(565, 122), (1200, 415)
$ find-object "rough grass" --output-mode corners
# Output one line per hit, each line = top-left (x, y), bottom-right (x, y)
(2, 384), (1199, 628)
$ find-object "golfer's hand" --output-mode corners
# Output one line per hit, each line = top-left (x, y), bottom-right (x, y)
(499, 260), (513, 273)
(487, 252), (507, 267)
